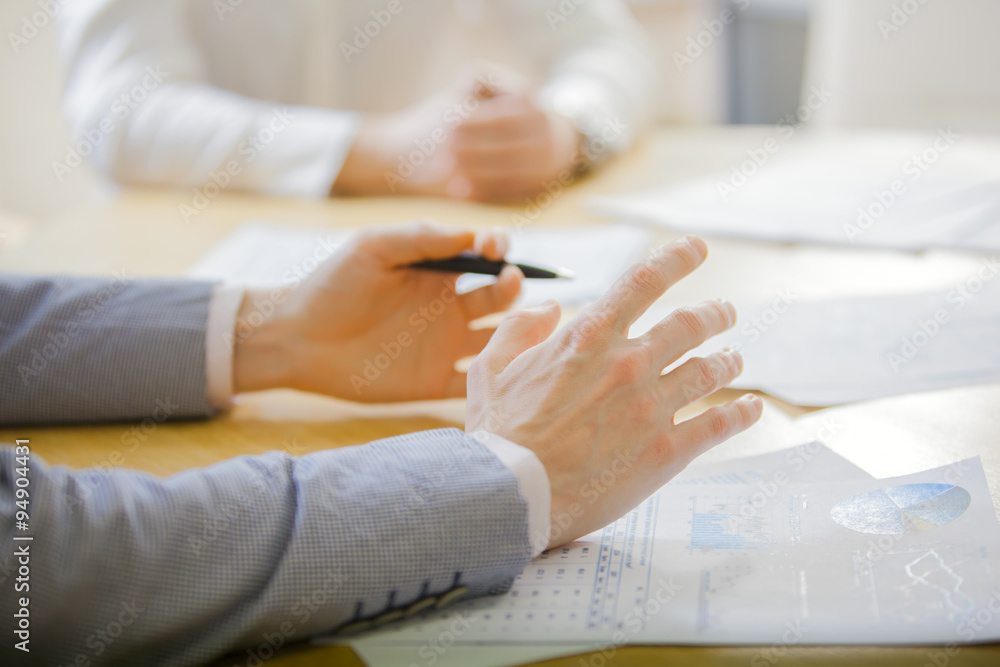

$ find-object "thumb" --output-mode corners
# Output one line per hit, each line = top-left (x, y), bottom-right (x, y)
(483, 300), (562, 373)
(359, 220), (476, 267)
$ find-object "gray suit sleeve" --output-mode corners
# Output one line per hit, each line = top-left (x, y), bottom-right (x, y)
(0, 428), (532, 666)
(0, 274), (216, 425)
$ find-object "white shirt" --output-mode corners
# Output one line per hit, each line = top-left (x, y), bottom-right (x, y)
(58, 0), (656, 197)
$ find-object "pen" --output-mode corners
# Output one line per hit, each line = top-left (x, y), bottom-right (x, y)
(408, 254), (573, 279)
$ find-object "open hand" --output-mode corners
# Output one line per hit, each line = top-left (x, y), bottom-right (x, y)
(466, 235), (763, 548)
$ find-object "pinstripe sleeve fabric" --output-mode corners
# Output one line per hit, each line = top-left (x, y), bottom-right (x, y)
(0, 274), (216, 425)
(0, 428), (533, 665)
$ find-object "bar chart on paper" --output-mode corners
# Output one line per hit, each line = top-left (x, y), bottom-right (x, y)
(688, 495), (776, 551)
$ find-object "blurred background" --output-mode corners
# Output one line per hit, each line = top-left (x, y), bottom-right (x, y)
(1, 0), (997, 223)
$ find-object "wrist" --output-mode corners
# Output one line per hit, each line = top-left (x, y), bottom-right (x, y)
(330, 114), (397, 196)
(232, 288), (296, 394)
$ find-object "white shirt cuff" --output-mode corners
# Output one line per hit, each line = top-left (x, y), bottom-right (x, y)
(205, 285), (245, 409)
(471, 431), (551, 559)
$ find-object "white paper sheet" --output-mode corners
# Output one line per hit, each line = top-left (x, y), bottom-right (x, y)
(342, 457), (1000, 665)
(672, 442), (871, 486)
(630, 279), (1000, 406)
(186, 220), (652, 309)
(590, 133), (1000, 252)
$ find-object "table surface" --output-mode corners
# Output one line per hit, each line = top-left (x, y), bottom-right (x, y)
(2, 125), (998, 666)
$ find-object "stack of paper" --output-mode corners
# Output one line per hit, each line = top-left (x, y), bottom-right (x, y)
(590, 133), (1000, 252)
(331, 445), (1000, 667)
(186, 220), (652, 309)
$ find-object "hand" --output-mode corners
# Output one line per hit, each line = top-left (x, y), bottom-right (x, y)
(232, 221), (522, 402)
(466, 236), (763, 549)
(331, 78), (581, 203)
(449, 90), (581, 203)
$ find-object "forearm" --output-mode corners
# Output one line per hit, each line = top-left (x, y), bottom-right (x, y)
(0, 275), (216, 425)
(329, 114), (400, 196)
(0, 429), (532, 665)
(69, 82), (359, 199)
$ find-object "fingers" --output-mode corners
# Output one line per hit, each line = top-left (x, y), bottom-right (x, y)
(672, 394), (764, 456)
(358, 220), (513, 269)
(453, 92), (539, 145)
(661, 350), (743, 414)
(453, 142), (539, 175)
(473, 229), (509, 261)
(360, 220), (476, 267)
(591, 235), (709, 334)
(459, 264), (522, 321)
(641, 299), (737, 368)
(479, 300), (562, 374)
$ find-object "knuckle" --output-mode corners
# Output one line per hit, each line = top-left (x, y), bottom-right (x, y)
(707, 301), (732, 328)
(503, 309), (539, 330)
(691, 357), (717, 390)
(628, 261), (664, 298)
(670, 307), (709, 340)
(565, 310), (613, 349)
(708, 409), (731, 439)
(632, 393), (661, 425)
(610, 352), (645, 386)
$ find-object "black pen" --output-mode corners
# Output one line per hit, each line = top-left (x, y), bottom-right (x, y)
(408, 253), (573, 279)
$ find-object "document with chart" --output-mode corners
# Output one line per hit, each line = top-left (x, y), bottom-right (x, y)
(347, 450), (1000, 654)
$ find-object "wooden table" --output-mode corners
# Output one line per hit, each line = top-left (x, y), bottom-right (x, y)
(2, 126), (998, 666)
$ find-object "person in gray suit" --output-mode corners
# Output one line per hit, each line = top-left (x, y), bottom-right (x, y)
(0, 221), (760, 665)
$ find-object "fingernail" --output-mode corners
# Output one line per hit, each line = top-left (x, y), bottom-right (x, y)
(538, 298), (560, 312)
(742, 393), (762, 407)
(492, 227), (509, 257)
(681, 234), (708, 257)
(500, 263), (524, 282)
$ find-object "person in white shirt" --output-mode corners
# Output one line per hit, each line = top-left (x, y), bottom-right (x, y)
(56, 0), (657, 205)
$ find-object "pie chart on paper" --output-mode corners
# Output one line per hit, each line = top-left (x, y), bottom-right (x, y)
(830, 483), (971, 535)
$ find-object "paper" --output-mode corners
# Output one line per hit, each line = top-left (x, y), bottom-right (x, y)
(341, 455), (1000, 665)
(672, 442), (871, 486)
(336, 444), (868, 666)
(590, 133), (1000, 252)
(186, 220), (652, 308)
(630, 279), (1000, 406)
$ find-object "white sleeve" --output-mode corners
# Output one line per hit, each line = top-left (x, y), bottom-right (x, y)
(204, 285), (245, 409)
(57, 0), (358, 198)
(471, 431), (552, 558)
